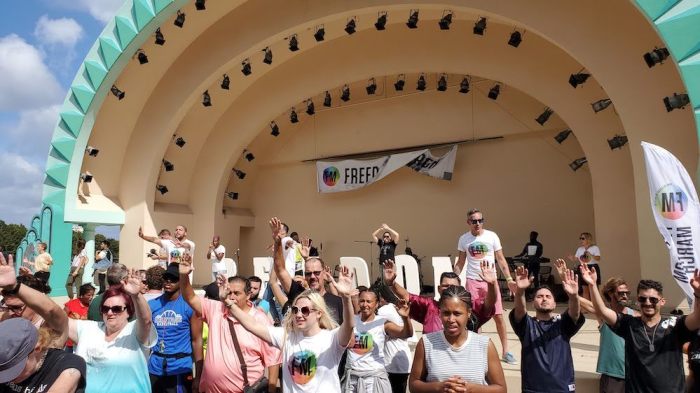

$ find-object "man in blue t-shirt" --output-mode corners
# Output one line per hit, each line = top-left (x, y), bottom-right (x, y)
(509, 263), (584, 392)
(148, 263), (203, 393)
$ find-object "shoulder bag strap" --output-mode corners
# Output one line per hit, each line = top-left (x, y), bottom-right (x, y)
(227, 317), (250, 387)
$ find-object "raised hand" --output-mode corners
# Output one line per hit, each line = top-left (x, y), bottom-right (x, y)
(691, 269), (700, 298)
(122, 268), (143, 296)
(269, 217), (283, 243)
(396, 299), (411, 318)
(553, 258), (568, 279)
(330, 265), (358, 298)
(179, 259), (193, 276)
(321, 265), (333, 283)
(562, 268), (579, 296)
(477, 261), (497, 285)
(0, 251), (17, 290)
(216, 273), (231, 302)
(383, 259), (397, 285)
(515, 266), (532, 291)
(579, 262), (597, 286)
(300, 236), (310, 258)
(138, 226), (144, 238)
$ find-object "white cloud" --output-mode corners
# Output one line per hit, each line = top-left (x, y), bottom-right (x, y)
(0, 152), (44, 226)
(0, 35), (63, 111)
(5, 106), (61, 160)
(34, 15), (84, 48)
(82, 0), (127, 23)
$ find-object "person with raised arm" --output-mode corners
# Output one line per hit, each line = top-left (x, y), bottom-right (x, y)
(371, 224), (400, 265)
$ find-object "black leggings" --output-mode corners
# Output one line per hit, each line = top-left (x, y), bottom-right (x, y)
(387, 373), (409, 393)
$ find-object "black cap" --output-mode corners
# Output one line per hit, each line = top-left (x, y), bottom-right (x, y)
(163, 263), (180, 280)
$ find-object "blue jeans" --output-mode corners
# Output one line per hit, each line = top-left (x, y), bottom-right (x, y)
(263, 284), (284, 324)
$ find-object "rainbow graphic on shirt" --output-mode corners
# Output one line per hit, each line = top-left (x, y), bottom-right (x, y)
(468, 241), (490, 260)
(578, 251), (593, 263)
(288, 350), (317, 385)
(350, 332), (374, 355)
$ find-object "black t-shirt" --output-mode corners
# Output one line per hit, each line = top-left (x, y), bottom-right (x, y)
(1, 348), (86, 393)
(510, 311), (585, 392)
(611, 314), (694, 393)
(377, 239), (396, 263)
(284, 280), (344, 325)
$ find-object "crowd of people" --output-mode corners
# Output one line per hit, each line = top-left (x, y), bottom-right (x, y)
(1, 210), (700, 393)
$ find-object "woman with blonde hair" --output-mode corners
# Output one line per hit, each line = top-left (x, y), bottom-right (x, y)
(570, 232), (602, 300)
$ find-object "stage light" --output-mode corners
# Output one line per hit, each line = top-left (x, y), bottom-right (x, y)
(290, 108), (299, 123)
(488, 84), (500, 100)
(569, 157), (587, 172)
(508, 31), (522, 47)
(416, 74), (426, 91)
(195, 0), (205, 11)
(289, 35), (299, 51)
(155, 28), (165, 45)
(162, 159), (174, 172)
(314, 26), (325, 42)
(663, 93), (690, 112)
(345, 18), (356, 35)
(437, 74), (447, 92)
(406, 10), (419, 29)
(202, 90), (212, 107)
(323, 91), (332, 107)
(535, 107), (553, 126)
(568, 72), (590, 88)
(366, 78), (377, 95)
(85, 146), (99, 157)
(226, 192), (238, 200)
(233, 168), (246, 179)
(644, 47), (670, 68)
(241, 59), (251, 76)
(174, 10), (185, 28)
(439, 12), (453, 30)
(245, 151), (255, 162)
(80, 172), (93, 183)
(554, 129), (572, 144)
(459, 77), (470, 94)
(394, 74), (405, 91)
(306, 100), (315, 115)
(110, 85), (125, 100)
(375, 12), (387, 30)
(136, 50), (148, 64)
(607, 135), (628, 150)
(263, 47), (272, 65)
(341, 85), (350, 102)
(175, 137), (186, 148)
(157, 185), (169, 195)
(592, 99), (612, 113)
(473, 17), (487, 35)
(221, 74), (230, 90)
(270, 121), (280, 136)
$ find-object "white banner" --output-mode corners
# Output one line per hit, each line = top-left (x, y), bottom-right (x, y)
(642, 141), (700, 304)
(317, 145), (457, 193)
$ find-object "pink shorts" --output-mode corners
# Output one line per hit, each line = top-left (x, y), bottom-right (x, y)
(466, 278), (503, 316)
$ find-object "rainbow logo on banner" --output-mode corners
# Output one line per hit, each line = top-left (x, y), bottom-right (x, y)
(322, 166), (340, 187)
(288, 350), (317, 384)
(655, 184), (688, 220)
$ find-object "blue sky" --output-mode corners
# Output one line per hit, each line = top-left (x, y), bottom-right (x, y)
(0, 1), (125, 235)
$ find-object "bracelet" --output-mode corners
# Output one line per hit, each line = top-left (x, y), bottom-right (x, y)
(506, 277), (514, 282)
(2, 281), (21, 295)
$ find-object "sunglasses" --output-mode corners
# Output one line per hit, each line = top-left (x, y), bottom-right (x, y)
(616, 291), (630, 297)
(304, 271), (323, 277)
(291, 306), (317, 317)
(470, 218), (485, 224)
(1, 303), (26, 313)
(579, 237), (586, 240)
(637, 296), (660, 305)
(101, 305), (127, 314)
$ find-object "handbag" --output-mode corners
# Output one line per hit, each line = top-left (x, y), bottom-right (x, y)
(227, 318), (269, 393)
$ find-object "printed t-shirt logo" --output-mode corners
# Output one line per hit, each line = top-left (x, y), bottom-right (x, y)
(655, 184), (687, 220)
(323, 167), (340, 187)
(289, 350), (317, 384)
(468, 241), (490, 260)
(578, 251), (592, 263)
(350, 332), (374, 355)
(155, 310), (183, 326)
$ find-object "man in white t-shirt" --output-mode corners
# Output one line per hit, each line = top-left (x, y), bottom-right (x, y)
(454, 208), (516, 365)
(139, 225), (194, 281)
(280, 225), (304, 277)
(206, 235), (226, 282)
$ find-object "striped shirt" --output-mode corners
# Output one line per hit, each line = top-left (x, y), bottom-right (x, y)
(423, 330), (489, 385)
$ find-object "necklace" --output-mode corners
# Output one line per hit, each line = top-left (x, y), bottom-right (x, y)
(642, 322), (660, 351)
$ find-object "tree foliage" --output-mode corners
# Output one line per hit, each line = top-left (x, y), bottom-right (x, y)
(0, 220), (28, 253)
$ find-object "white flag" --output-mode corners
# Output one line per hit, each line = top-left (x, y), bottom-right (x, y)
(642, 141), (700, 303)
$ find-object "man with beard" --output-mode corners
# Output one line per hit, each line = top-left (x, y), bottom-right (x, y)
(248, 276), (270, 314)
(148, 263), (203, 393)
(510, 262), (584, 393)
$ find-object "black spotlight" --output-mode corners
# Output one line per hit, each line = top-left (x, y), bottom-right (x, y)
(406, 10), (419, 29)
(663, 93), (690, 112)
(437, 74), (447, 91)
(136, 50), (148, 64)
(568, 72), (590, 88)
(508, 31), (522, 47)
(306, 100), (315, 115)
(155, 28), (165, 45)
(375, 12), (387, 30)
(85, 146), (99, 157)
(644, 47), (670, 68)
(110, 85), (125, 100)
(341, 85), (350, 102)
(174, 10), (185, 28)
(289, 35), (299, 51)
(345, 18), (357, 35)
(221, 74), (230, 90)
(569, 157), (587, 172)
(394, 75), (405, 91)
(162, 159), (174, 172)
(202, 90), (212, 107)
(323, 91), (332, 107)
(290, 108), (299, 123)
(241, 59), (251, 76)
(473, 17), (487, 35)
(439, 12), (453, 30)
(175, 137), (186, 148)
(195, 0), (205, 11)
(80, 172), (93, 183)
(157, 185), (169, 195)
(314, 26), (325, 42)
(233, 168), (246, 179)
(262, 47), (273, 65)
(416, 74), (426, 91)
(607, 135), (628, 150)
(270, 121), (280, 136)
(535, 107), (553, 126)
(226, 192), (238, 200)
(554, 129), (572, 144)
(366, 78), (377, 95)
(592, 99), (612, 113)
(488, 84), (500, 100)
(459, 77), (470, 94)
(244, 151), (255, 162)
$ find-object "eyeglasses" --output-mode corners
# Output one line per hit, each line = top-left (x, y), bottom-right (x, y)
(470, 218), (484, 224)
(579, 237), (586, 240)
(304, 271), (323, 277)
(637, 296), (660, 305)
(0, 303), (26, 314)
(616, 291), (630, 297)
(291, 306), (317, 317)
(101, 305), (127, 314)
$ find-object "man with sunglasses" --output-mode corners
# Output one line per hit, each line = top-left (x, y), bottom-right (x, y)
(454, 208), (516, 364)
(582, 264), (700, 393)
(372, 223), (400, 265)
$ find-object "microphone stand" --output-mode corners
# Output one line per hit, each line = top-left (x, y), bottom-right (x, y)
(353, 240), (375, 279)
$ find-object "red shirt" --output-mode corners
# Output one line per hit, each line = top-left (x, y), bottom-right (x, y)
(64, 298), (89, 347)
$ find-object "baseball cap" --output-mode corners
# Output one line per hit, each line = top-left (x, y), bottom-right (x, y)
(0, 318), (38, 383)
(162, 262), (180, 281)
